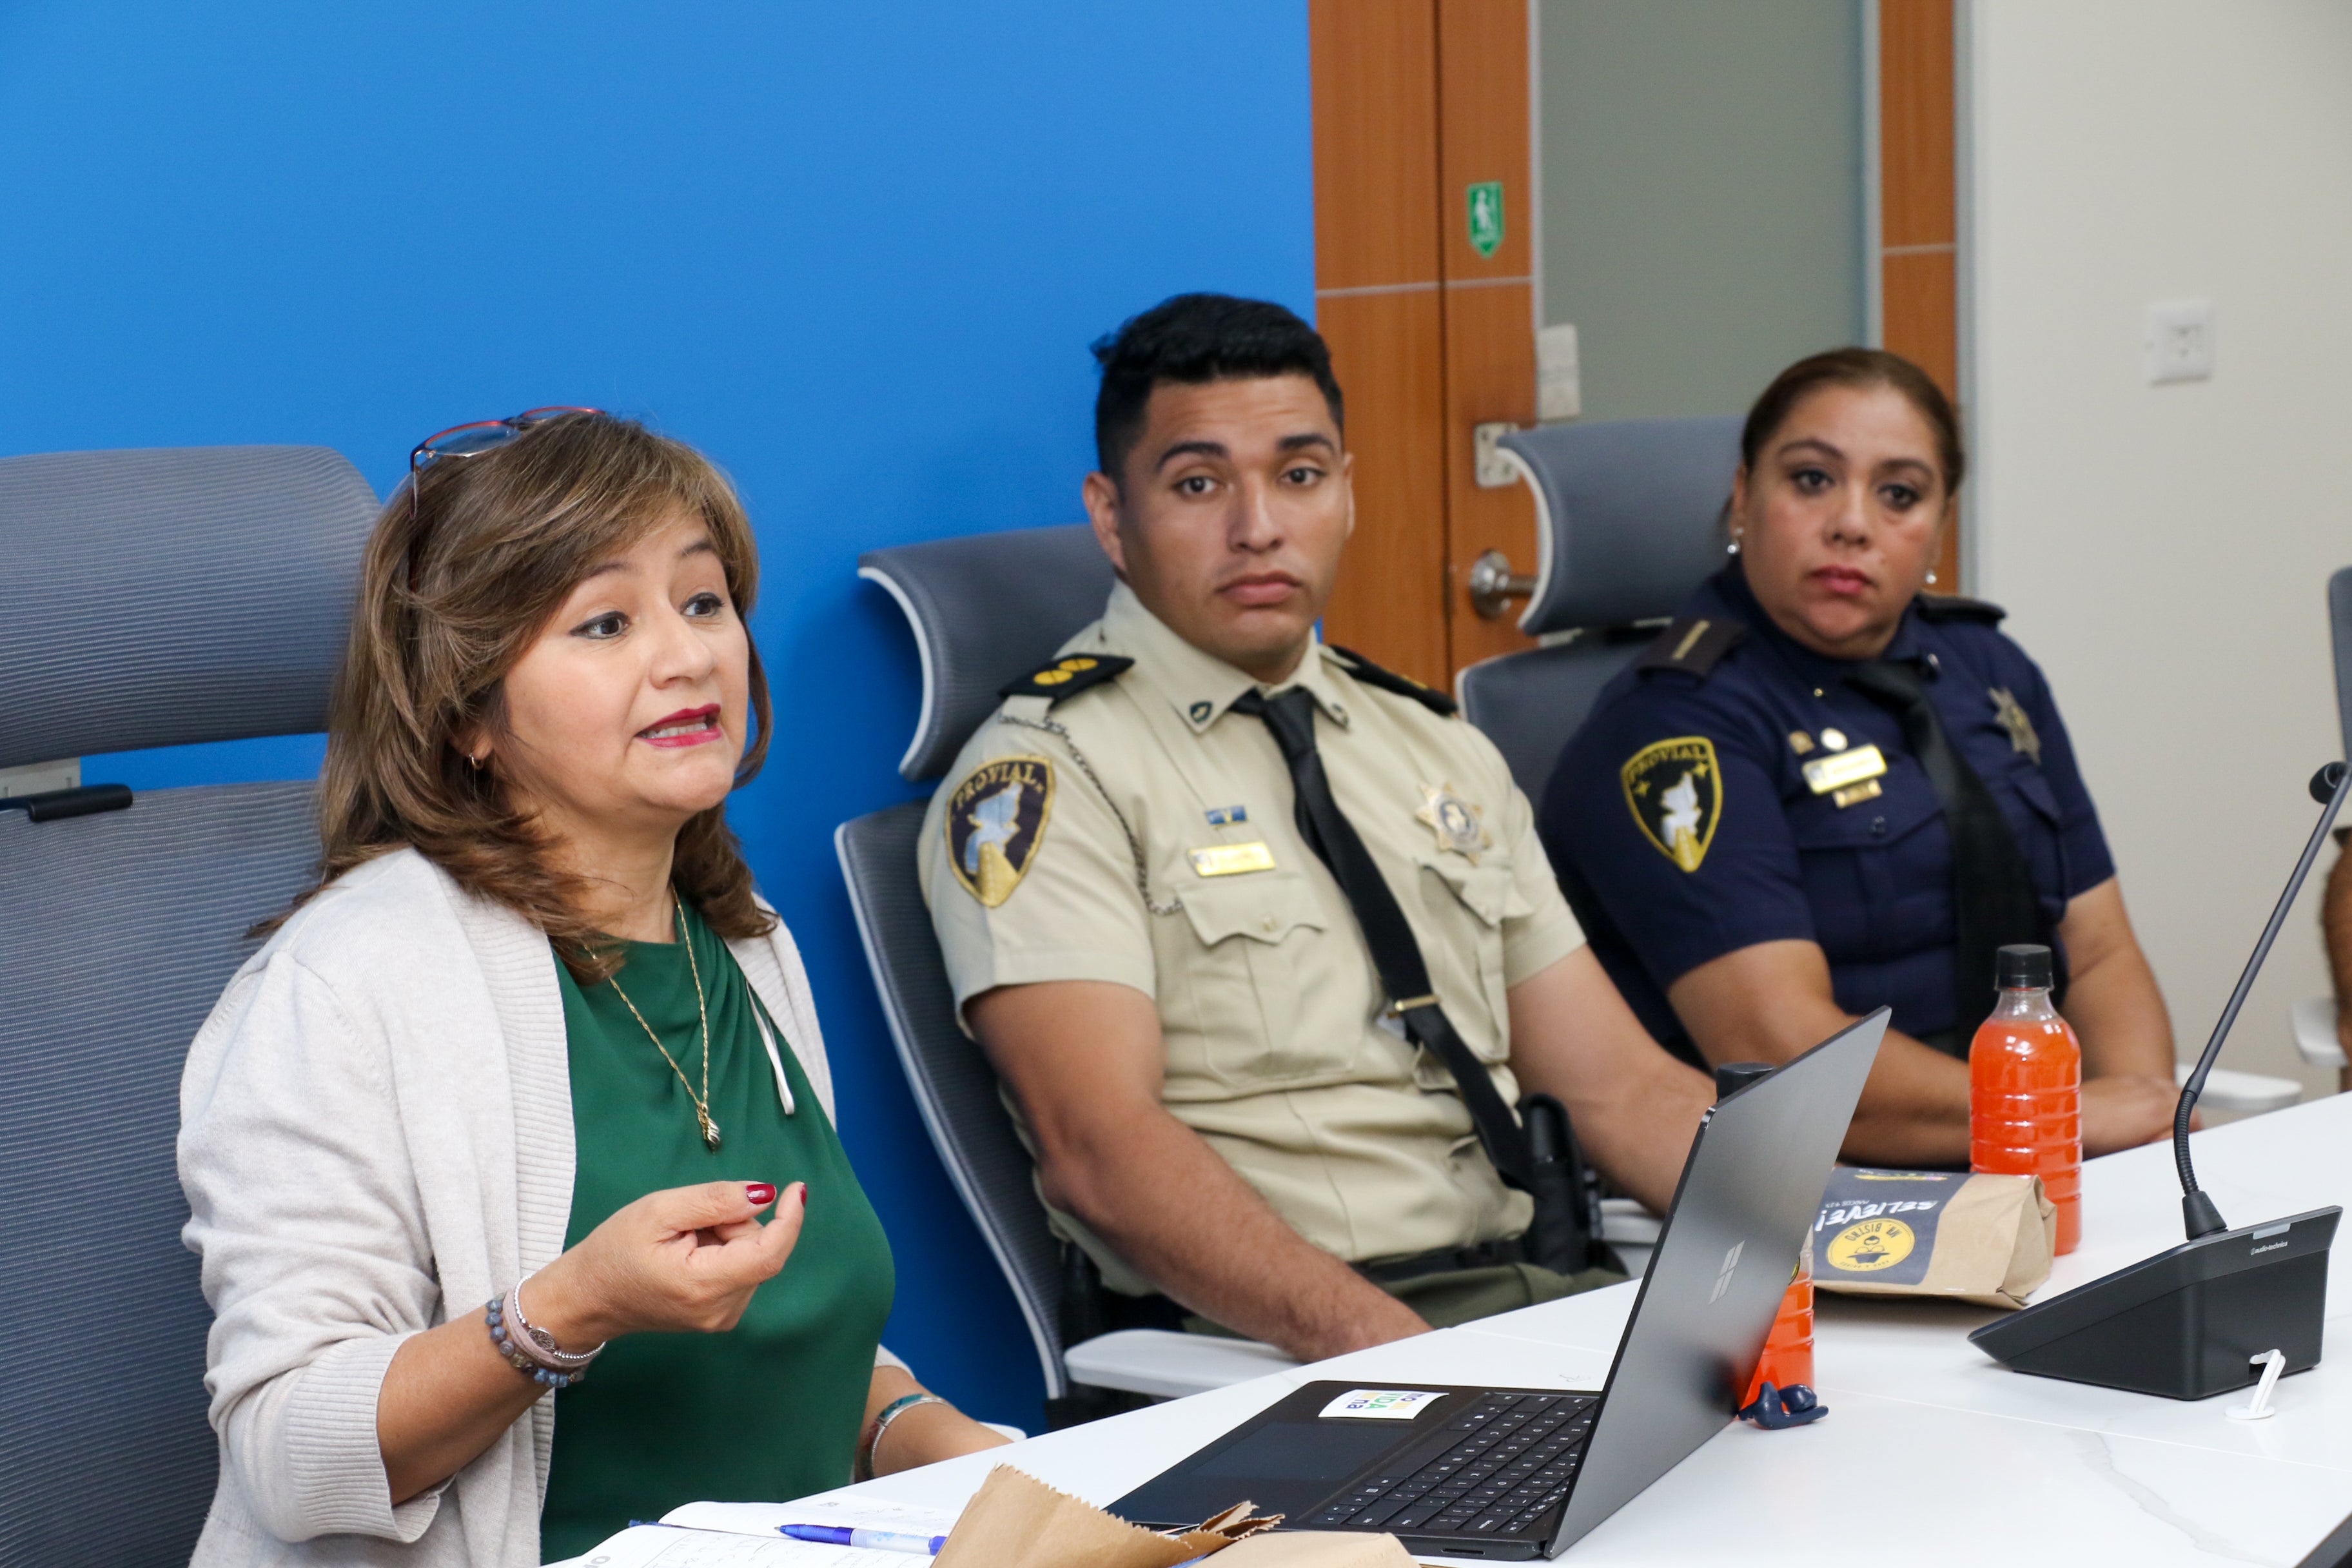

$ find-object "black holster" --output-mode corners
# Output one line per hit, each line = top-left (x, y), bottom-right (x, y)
(1520, 1092), (1614, 1275)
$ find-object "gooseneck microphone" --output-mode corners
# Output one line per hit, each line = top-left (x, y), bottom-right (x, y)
(1968, 761), (2347, 1400)
(2175, 761), (2352, 1239)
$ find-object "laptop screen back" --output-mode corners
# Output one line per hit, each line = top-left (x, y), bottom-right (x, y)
(1549, 1010), (1886, 1554)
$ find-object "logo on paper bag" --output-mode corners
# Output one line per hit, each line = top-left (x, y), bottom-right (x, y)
(1320, 1389), (1447, 1421)
(1826, 1219), (1917, 1273)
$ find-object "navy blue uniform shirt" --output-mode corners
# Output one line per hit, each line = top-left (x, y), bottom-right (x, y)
(1540, 565), (2113, 1064)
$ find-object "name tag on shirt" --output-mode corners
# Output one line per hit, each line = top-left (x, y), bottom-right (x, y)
(1190, 842), (1277, 877)
(1801, 745), (1888, 797)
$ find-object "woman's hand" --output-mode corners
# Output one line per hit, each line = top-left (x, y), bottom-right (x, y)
(529, 1181), (806, 1348)
(377, 1181), (804, 1505)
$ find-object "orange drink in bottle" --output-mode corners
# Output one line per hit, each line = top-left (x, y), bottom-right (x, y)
(1968, 943), (2081, 1255)
(1742, 1233), (1816, 1407)
(1714, 1060), (1819, 1404)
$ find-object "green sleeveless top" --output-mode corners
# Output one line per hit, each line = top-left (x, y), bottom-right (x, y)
(537, 904), (895, 1562)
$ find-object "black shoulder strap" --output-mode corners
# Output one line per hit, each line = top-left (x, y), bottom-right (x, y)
(1326, 645), (1457, 717)
(999, 654), (1134, 704)
(1635, 614), (1747, 680)
(1913, 593), (2007, 625)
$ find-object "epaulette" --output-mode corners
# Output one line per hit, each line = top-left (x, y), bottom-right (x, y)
(1914, 593), (2007, 625)
(1635, 614), (1747, 680)
(998, 653), (1133, 704)
(1327, 644), (1457, 717)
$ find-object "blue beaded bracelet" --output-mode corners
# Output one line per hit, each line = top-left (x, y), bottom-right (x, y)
(485, 1295), (581, 1389)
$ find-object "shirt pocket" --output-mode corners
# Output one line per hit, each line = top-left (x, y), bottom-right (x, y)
(1787, 772), (1948, 963)
(1164, 871), (1332, 1088)
(1999, 765), (2070, 906)
(1413, 853), (1531, 1064)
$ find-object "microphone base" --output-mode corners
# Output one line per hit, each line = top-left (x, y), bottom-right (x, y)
(1968, 1207), (2339, 1400)
(2183, 1188), (2228, 1239)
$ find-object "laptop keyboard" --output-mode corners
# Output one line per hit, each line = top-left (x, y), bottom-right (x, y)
(1304, 1391), (1599, 1540)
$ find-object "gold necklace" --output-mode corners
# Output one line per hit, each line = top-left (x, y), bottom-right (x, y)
(605, 898), (721, 1150)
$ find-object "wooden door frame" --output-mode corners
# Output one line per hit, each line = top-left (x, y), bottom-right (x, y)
(1315, 1), (1966, 680)
(1310, 0), (1537, 691)
(1868, 0), (1965, 593)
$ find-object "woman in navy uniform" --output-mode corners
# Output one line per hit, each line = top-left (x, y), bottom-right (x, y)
(1541, 349), (2179, 1166)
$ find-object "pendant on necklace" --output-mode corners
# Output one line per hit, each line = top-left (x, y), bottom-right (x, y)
(700, 1110), (722, 1151)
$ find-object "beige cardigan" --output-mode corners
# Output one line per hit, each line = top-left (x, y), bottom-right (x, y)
(178, 847), (888, 1567)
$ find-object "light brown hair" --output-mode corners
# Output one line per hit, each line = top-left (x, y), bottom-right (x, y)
(267, 412), (776, 975)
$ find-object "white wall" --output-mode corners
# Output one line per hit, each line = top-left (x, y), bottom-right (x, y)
(1968, 1), (2352, 1097)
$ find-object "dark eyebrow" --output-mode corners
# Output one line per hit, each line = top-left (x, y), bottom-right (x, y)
(1778, 435), (1935, 482)
(1154, 438), (1229, 472)
(1154, 433), (1335, 472)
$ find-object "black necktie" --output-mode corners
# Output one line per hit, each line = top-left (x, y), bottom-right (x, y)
(1845, 659), (2044, 1041)
(1230, 687), (1536, 1190)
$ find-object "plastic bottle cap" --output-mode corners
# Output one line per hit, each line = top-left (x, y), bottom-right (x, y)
(1997, 943), (2053, 990)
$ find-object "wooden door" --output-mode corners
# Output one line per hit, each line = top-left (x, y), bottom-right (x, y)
(1315, 0), (1962, 672)
(1311, 0), (1537, 690)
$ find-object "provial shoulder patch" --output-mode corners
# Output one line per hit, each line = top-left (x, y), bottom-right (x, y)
(1620, 736), (1721, 872)
(946, 755), (1055, 907)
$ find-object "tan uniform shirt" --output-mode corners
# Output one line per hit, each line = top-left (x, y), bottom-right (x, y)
(919, 582), (1585, 1293)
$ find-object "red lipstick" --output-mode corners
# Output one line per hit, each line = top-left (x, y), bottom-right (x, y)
(638, 704), (723, 748)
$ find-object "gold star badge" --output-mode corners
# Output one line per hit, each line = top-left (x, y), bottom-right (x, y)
(1415, 783), (1490, 862)
(1989, 686), (2041, 764)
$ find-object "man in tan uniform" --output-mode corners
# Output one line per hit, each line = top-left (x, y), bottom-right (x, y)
(921, 295), (1714, 1364)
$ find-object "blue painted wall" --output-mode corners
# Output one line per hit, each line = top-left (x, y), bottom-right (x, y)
(0, 4), (1312, 1432)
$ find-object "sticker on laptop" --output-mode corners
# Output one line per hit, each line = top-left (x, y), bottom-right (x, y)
(1319, 1388), (1447, 1420)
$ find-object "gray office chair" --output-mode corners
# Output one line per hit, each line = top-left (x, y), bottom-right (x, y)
(0, 446), (377, 1567)
(1458, 420), (1721, 1265)
(1456, 418), (1744, 805)
(836, 526), (1297, 1416)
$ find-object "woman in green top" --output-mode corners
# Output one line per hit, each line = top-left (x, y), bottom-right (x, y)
(186, 411), (1007, 1568)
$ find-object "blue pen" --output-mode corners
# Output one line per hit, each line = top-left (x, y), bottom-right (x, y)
(778, 1524), (948, 1555)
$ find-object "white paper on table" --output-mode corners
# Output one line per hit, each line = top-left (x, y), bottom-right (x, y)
(551, 1522), (916, 1568)
(662, 1495), (961, 1540)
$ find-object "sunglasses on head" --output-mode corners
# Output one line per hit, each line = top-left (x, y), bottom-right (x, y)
(404, 406), (605, 587)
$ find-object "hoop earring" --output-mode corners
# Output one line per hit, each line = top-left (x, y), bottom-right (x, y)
(467, 750), (486, 770)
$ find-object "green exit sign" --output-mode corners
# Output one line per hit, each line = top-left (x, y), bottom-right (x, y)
(1466, 180), (1505, 259)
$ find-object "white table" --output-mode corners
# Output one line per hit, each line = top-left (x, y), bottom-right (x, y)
(807, 1095), (2352, 1564)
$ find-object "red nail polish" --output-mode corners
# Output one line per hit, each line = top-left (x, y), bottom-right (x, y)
(745, 1182), (777, 1206)
(796, 1182), (810, 1206)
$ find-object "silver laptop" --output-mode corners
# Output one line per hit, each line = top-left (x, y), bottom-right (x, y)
(1110, 1008), (1888, 1560)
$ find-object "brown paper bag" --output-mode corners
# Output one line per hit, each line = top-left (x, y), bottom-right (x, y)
(1810, 1167), (2055, 1308)
(932, 1466), (1280, 1568)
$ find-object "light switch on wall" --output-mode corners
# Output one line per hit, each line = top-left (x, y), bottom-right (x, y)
(1538, 322), (1582, 421)
(2144, 299), (2214, 384)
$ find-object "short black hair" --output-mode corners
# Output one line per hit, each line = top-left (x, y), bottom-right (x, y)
(1090, 293), (1345, 482)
